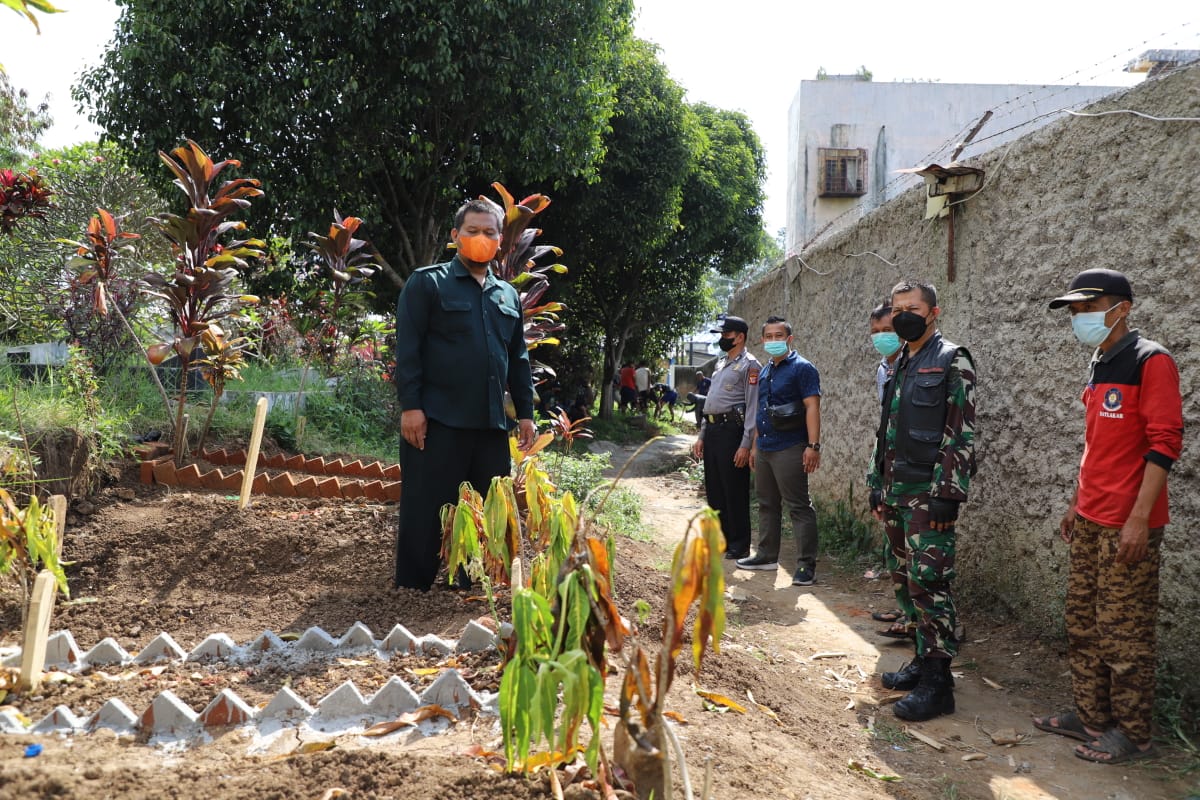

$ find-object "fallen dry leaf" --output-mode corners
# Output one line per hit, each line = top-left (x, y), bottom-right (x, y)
(663, 710), (688, 724)
(810, 651), (847, 660)
(962, 753), (987, 762)
(745, 690), (780, 724)
(294, 740), (337, 754)
(361, 704), (458, 737)
(405, 667), (442, 677)
(335, 658), (370, 667)
(693, 685), (746, 713)
(981, 677), (1004, 690)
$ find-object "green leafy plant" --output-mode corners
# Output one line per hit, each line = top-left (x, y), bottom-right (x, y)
(0, 489), (69, 625)
(142, 140), (264, 462)
(500, 540), (612, 776)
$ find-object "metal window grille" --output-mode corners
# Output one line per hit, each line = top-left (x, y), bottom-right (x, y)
(817, 148), (867, 197)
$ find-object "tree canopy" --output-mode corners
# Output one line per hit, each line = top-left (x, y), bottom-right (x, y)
(548, 43), (767, 417)
(0, 70), (51, 165)
(76, 0), (634, 304)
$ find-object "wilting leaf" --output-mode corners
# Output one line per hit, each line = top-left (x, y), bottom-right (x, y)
(692, 685), (746, 713)
(663, 711), (687, 724)
(847, 759), (901, 782)
(294, 740), (337, 754)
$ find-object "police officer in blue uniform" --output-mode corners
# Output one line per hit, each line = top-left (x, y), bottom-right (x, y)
(691, 316), (761, 558)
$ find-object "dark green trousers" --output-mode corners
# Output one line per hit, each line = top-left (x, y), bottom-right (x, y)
(395, 420), (509, 590)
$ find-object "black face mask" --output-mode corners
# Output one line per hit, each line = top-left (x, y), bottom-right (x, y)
(718, 336), (737, 352)
(893, 311), (930, 342)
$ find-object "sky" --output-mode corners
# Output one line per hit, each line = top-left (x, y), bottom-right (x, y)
(2, 1), (1196, 233)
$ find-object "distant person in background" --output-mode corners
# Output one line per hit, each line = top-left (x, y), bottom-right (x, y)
(651, 382), (679, 420)
(689, 370), (712, 426)
(635, 361), (652, 411)
(618, 362), (638, 413)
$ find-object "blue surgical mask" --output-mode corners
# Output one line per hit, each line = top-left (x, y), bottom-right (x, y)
(871, 331), (902, 357)
(763, 341), (789, 357)
(1071, 304), (1122, 348)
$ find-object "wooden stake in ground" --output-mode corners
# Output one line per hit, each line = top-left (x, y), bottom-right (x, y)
(238, 397), (270, 510)
(49, 493), (66, 558)
(18, 570), (58, 692)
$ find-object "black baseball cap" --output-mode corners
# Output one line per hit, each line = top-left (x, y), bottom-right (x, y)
(710, 315), (749, 334)
(1048, 269), (1134, 310)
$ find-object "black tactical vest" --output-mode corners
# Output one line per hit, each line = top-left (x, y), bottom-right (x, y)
(876, 331), (973, 485)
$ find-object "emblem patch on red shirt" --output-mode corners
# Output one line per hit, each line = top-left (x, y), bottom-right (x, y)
(1103, 387), (1123, 411)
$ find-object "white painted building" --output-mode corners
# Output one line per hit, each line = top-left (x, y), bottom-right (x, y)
(786, 77), (1123, 251)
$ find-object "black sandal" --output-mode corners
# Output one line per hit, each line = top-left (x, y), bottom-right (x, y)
(877, 621), (914, 640)
(1032, 711), (1091, 742)
(871, 610), (905, 623)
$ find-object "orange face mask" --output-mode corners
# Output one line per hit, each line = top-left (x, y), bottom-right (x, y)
(457, 234), (500, 263)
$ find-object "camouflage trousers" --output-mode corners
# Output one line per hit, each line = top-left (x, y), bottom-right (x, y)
(1067, 515), (1163, 744)
(883, 497), (959, 658)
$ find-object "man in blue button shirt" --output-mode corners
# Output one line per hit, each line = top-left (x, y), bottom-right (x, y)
(393, 199), (537, 590)
(739, 315), (823, 586)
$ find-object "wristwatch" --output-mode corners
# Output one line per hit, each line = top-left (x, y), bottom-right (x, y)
(806, 442), (821, 452)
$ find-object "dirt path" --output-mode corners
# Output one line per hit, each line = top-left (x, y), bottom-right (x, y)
(618, 442), (1194, 800)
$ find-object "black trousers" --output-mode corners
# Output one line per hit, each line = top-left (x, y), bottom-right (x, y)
(702, 422), (751, 555)
(395, 420), (510, 590)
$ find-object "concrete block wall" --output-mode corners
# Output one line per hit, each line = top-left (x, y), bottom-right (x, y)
(732, 65), (1200, 673)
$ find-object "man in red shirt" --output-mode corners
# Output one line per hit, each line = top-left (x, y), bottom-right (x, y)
(618, 362), (638, 413)
(1034, 269), (1183, 764)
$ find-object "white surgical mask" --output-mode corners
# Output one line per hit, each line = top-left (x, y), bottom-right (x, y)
(1071, 303), (1122, 348)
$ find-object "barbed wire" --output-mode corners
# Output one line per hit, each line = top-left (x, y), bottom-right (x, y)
(1065, 108), (1200, 123)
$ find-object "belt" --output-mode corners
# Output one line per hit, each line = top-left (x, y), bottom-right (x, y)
(704, 412), (740, 424)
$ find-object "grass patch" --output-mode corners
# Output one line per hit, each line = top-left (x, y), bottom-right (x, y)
(871, 718), (912, 747)
(1155, 660), (1200, 775)
(544, 451), (645, 541)
(814, 483), (878, 563)
(585, 408), (695, 446)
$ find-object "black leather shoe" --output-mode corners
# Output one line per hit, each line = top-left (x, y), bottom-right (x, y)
(894, 657), (955, 721)
(724, 547), (749, 560)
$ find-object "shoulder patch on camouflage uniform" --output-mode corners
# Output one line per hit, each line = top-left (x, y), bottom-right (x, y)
(748, 366), (760, 385)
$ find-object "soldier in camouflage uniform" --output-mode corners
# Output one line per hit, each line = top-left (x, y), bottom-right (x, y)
(867, 279), (976, 722)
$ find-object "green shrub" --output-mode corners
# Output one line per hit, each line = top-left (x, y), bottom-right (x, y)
(814, 483), (878, 561)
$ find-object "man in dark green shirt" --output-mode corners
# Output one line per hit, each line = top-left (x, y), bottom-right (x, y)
(393, 199), (536, 590)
